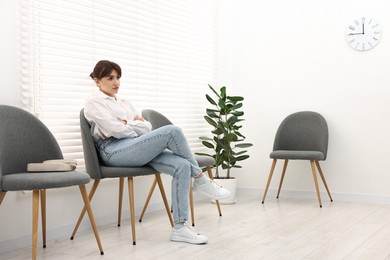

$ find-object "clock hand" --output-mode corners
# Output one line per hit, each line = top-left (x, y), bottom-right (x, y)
(349, 32), (363, 35)
(362, 23), (365, 34)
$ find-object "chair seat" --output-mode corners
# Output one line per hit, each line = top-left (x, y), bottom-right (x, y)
(99, 165), (157, 178)
(270, 150), (325, 160)
(195, 155), (215, 168)
(2, 171), (90, 191)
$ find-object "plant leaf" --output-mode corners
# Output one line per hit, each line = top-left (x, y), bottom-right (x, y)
(228, 96), (244, 102)
(209, 84), (221, 99)
(195, 152), (213, 158)
(204, 116), (218, 127)
(199, 136), (213, 141)
(235, 155), (250, 161)
(235, 143), (253, 148)
(206, 94), (217, 106)
(202, 141), (215, 149)
(225, 133), (238, 142)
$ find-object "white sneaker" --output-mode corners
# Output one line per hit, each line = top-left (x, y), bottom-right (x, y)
(171, 224), (208, 244)
(193, 179), (231, 200)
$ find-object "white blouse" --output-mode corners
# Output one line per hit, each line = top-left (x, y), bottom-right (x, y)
(84, 91), (152, 140)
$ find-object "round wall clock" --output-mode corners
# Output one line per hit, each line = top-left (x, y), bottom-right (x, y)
(346, 17), (382, 51)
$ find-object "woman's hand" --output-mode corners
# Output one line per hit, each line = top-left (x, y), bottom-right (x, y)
(134, 115), (145, 121)
(121, 115), (145, 125)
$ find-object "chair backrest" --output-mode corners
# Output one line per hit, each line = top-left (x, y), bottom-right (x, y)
(79, 109), (103, 179)
(0, 105), (63, 179)
(142, 109), (173, 130)
(273, 111), (328, 159)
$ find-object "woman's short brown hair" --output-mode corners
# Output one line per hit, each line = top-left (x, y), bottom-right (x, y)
(90, 60), (122, 80)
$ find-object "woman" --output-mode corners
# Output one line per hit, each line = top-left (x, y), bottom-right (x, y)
(84, 60), (230, 244)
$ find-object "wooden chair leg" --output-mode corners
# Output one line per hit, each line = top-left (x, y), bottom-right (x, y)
(262, 159), (277, 204)
(276, 160), (289, 199)
(32, 190), (39, 260)
(127, 177), (136, 245)
(310, 160), (323, 208)
(139, 177), (157, 223)
(118, 177), (124, 227)
(207, 166), (222, 216)
(189, 179), (195, 226)
(71, 179), (100, 239)
(155, 174), (174, 227)
(79, 184), (104, 255)
(40, 189), (46, 248)
(315, 161), (333, 202)
(138, 174), (174, 227)
(0, 191), (6, 205)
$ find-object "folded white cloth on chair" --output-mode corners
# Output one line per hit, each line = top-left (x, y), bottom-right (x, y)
(27, 159), (78, 172)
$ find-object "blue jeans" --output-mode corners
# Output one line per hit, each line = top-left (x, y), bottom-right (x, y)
(95, 125), (202, 224)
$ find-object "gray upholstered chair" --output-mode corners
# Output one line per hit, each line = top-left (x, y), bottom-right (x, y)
(71, 109), (173, 246)
(0, 105), (103, 259)
(261, 111), (333, 207)
(138, 109), (222, 226)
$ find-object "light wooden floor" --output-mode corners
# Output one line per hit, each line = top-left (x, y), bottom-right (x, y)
(2, 194), (390, 260)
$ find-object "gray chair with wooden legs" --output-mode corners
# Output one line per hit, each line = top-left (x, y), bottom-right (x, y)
(261, 111), (333, 208)
(71, 109), (173, 246)
(138, 109), (222, 226)
(0, 105), (103, 260)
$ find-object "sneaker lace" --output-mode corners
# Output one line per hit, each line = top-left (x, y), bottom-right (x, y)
(183, 224), (200, 236)
(209, 179), (222, 190)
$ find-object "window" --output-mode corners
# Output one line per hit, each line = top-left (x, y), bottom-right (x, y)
(20, 0), (219, 169)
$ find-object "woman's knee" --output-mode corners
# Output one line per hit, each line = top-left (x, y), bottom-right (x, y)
(162, 124), (183, 135)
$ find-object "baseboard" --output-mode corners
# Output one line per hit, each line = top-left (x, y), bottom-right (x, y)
(238, 187), (390, 204)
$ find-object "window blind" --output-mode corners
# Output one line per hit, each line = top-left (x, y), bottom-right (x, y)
(20, 0), (218, 169)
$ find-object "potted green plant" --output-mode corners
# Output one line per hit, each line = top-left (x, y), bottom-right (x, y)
(196, 84), (253, 203)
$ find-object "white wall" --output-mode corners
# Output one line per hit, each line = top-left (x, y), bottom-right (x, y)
(225, 0), (390, 201)
(2, 0), (390, 254)
(0, 0), (20, 107)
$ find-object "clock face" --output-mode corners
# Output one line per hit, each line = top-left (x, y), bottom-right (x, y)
(346, 17), (382, 51)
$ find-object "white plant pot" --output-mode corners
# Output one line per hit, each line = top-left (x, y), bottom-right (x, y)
(212, 177), (237, 204)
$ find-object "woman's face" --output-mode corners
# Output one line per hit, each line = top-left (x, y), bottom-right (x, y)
(95, 69), (121, 97)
